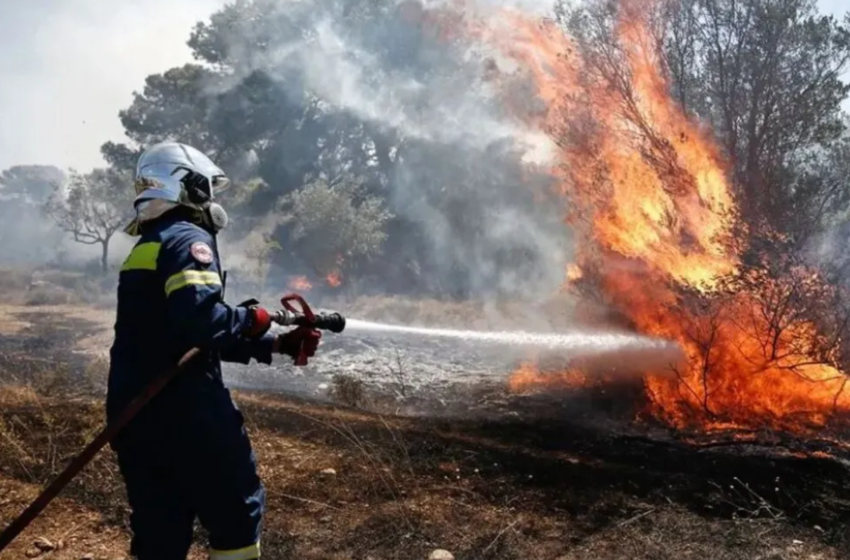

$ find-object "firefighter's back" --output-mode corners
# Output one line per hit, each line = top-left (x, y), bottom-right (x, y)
(106, 216), (219, 421)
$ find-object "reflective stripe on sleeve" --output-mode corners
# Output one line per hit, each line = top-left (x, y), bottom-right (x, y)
(209, 542), (260, 560)
(164, 270), (222, 296)
(120, 242), (161, 271)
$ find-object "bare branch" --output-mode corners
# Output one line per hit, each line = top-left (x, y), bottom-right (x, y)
(43, 167), (133, 273)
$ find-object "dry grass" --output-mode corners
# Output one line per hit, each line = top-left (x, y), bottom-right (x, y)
(1, 379), (848, 560)
(0, 267), (115, 311)
(1, 300), (850, 559)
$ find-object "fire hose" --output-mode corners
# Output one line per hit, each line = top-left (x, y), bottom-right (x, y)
(0, 293), (345, 553)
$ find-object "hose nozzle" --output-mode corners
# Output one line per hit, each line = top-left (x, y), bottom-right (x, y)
(272, 310), (345, 333)
(272, 293), (346, 333)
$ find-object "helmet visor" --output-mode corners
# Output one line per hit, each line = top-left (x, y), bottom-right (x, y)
(137, 162), (229, 200)
(211, 175), (230, 195)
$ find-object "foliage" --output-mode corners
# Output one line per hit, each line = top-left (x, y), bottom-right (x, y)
(0, 165), (65, 203)
(100, 141), (143, 173)
(665, 0), (850, 244)
(280, 175), (393, 280)
(92, 0), (572, 298)
(119, 64), (221, 152)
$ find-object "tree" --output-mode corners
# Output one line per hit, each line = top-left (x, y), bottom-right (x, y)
(100, 141), (143, 173)
(101, 0), (584, 297)
(560, 0), (850, 248)
(119, 64), (220, 152)
(0, 165), (67, 264)
(44, 167), (133, 274)
(0, 165), (65, 203)
(280, 175), (392, 284)
(661, 0), (850, 244)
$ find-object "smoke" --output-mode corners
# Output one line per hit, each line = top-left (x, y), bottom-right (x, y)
(207, 0), (571, 301)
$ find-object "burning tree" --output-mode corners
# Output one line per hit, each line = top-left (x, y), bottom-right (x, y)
(658, 0), (850, 245)
(44, 167), (132, 275)
(480, 0), (850, 433)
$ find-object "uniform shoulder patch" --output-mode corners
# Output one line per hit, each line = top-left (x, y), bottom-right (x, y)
(190, 241), (214, 264)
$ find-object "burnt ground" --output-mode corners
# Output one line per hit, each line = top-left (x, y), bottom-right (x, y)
(1, 305), (850, 559)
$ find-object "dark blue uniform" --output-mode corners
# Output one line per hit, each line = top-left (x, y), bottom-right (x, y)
(107, 214), (272, 560)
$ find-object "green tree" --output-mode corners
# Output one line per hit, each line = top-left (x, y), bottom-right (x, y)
(100, 141), (143, 173)
(44, 167), (133, 275)
(119, 64), (220, 152)
(104, 0), (573, 297)
(281, 175), (393, 284)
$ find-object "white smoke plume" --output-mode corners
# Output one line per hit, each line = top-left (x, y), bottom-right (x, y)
(199, 0), (573, 301)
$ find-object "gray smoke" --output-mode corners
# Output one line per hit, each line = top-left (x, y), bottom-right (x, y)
(207, 0), (571, 300)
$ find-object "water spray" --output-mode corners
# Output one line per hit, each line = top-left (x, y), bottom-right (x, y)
(345, 318), (674, 352)
(331, 318), (685, 380)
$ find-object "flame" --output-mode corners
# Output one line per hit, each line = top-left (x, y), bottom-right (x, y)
(326, 271), (342, 288)
(288, 276), (313, 291)
(473, 1), (850, 432)
(566, 263), (583, 282)
(508, 362), (590, 393)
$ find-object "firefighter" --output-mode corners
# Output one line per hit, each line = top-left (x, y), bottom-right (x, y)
(106, 141), (319, 560)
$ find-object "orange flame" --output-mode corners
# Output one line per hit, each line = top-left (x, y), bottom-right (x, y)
(477, 2), (850, 432)
(508, 363), (590, 393)
(288, 276), (313, 291)
(566, 263), (583, 282)
(326, 271), (342, 288)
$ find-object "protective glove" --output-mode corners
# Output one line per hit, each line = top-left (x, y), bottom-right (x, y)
(237, 298), (274, 338)
(273, 327), (322, 364)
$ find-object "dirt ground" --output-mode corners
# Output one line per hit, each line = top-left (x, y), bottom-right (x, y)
(2, 303), (850, 560)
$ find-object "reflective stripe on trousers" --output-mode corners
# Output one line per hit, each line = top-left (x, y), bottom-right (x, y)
(209, 542), (260, 560)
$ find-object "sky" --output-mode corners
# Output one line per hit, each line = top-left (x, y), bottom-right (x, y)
(0, 0), (848, 172)
(0, 0), (226, 171)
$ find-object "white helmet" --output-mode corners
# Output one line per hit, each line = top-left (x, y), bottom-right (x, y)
(125, 142), (230, 235)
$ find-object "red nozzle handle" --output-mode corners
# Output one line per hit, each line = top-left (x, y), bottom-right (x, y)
(280, 293), (316, 366)
(280, 293), (316, 322)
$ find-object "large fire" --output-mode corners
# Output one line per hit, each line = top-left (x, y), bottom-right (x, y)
(473, 2), (850, 432)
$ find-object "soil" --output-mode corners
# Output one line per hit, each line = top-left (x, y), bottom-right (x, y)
(1, 304), (850, 559)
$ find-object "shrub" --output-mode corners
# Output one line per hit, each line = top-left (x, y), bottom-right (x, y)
(25, 284), (76, 306)
(281, 175), (393, 282)
(329, 373), (367, 408)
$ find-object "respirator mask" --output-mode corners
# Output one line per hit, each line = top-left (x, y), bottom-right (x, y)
(182, 169), (230, 234)
(204, 202), (229, 233)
